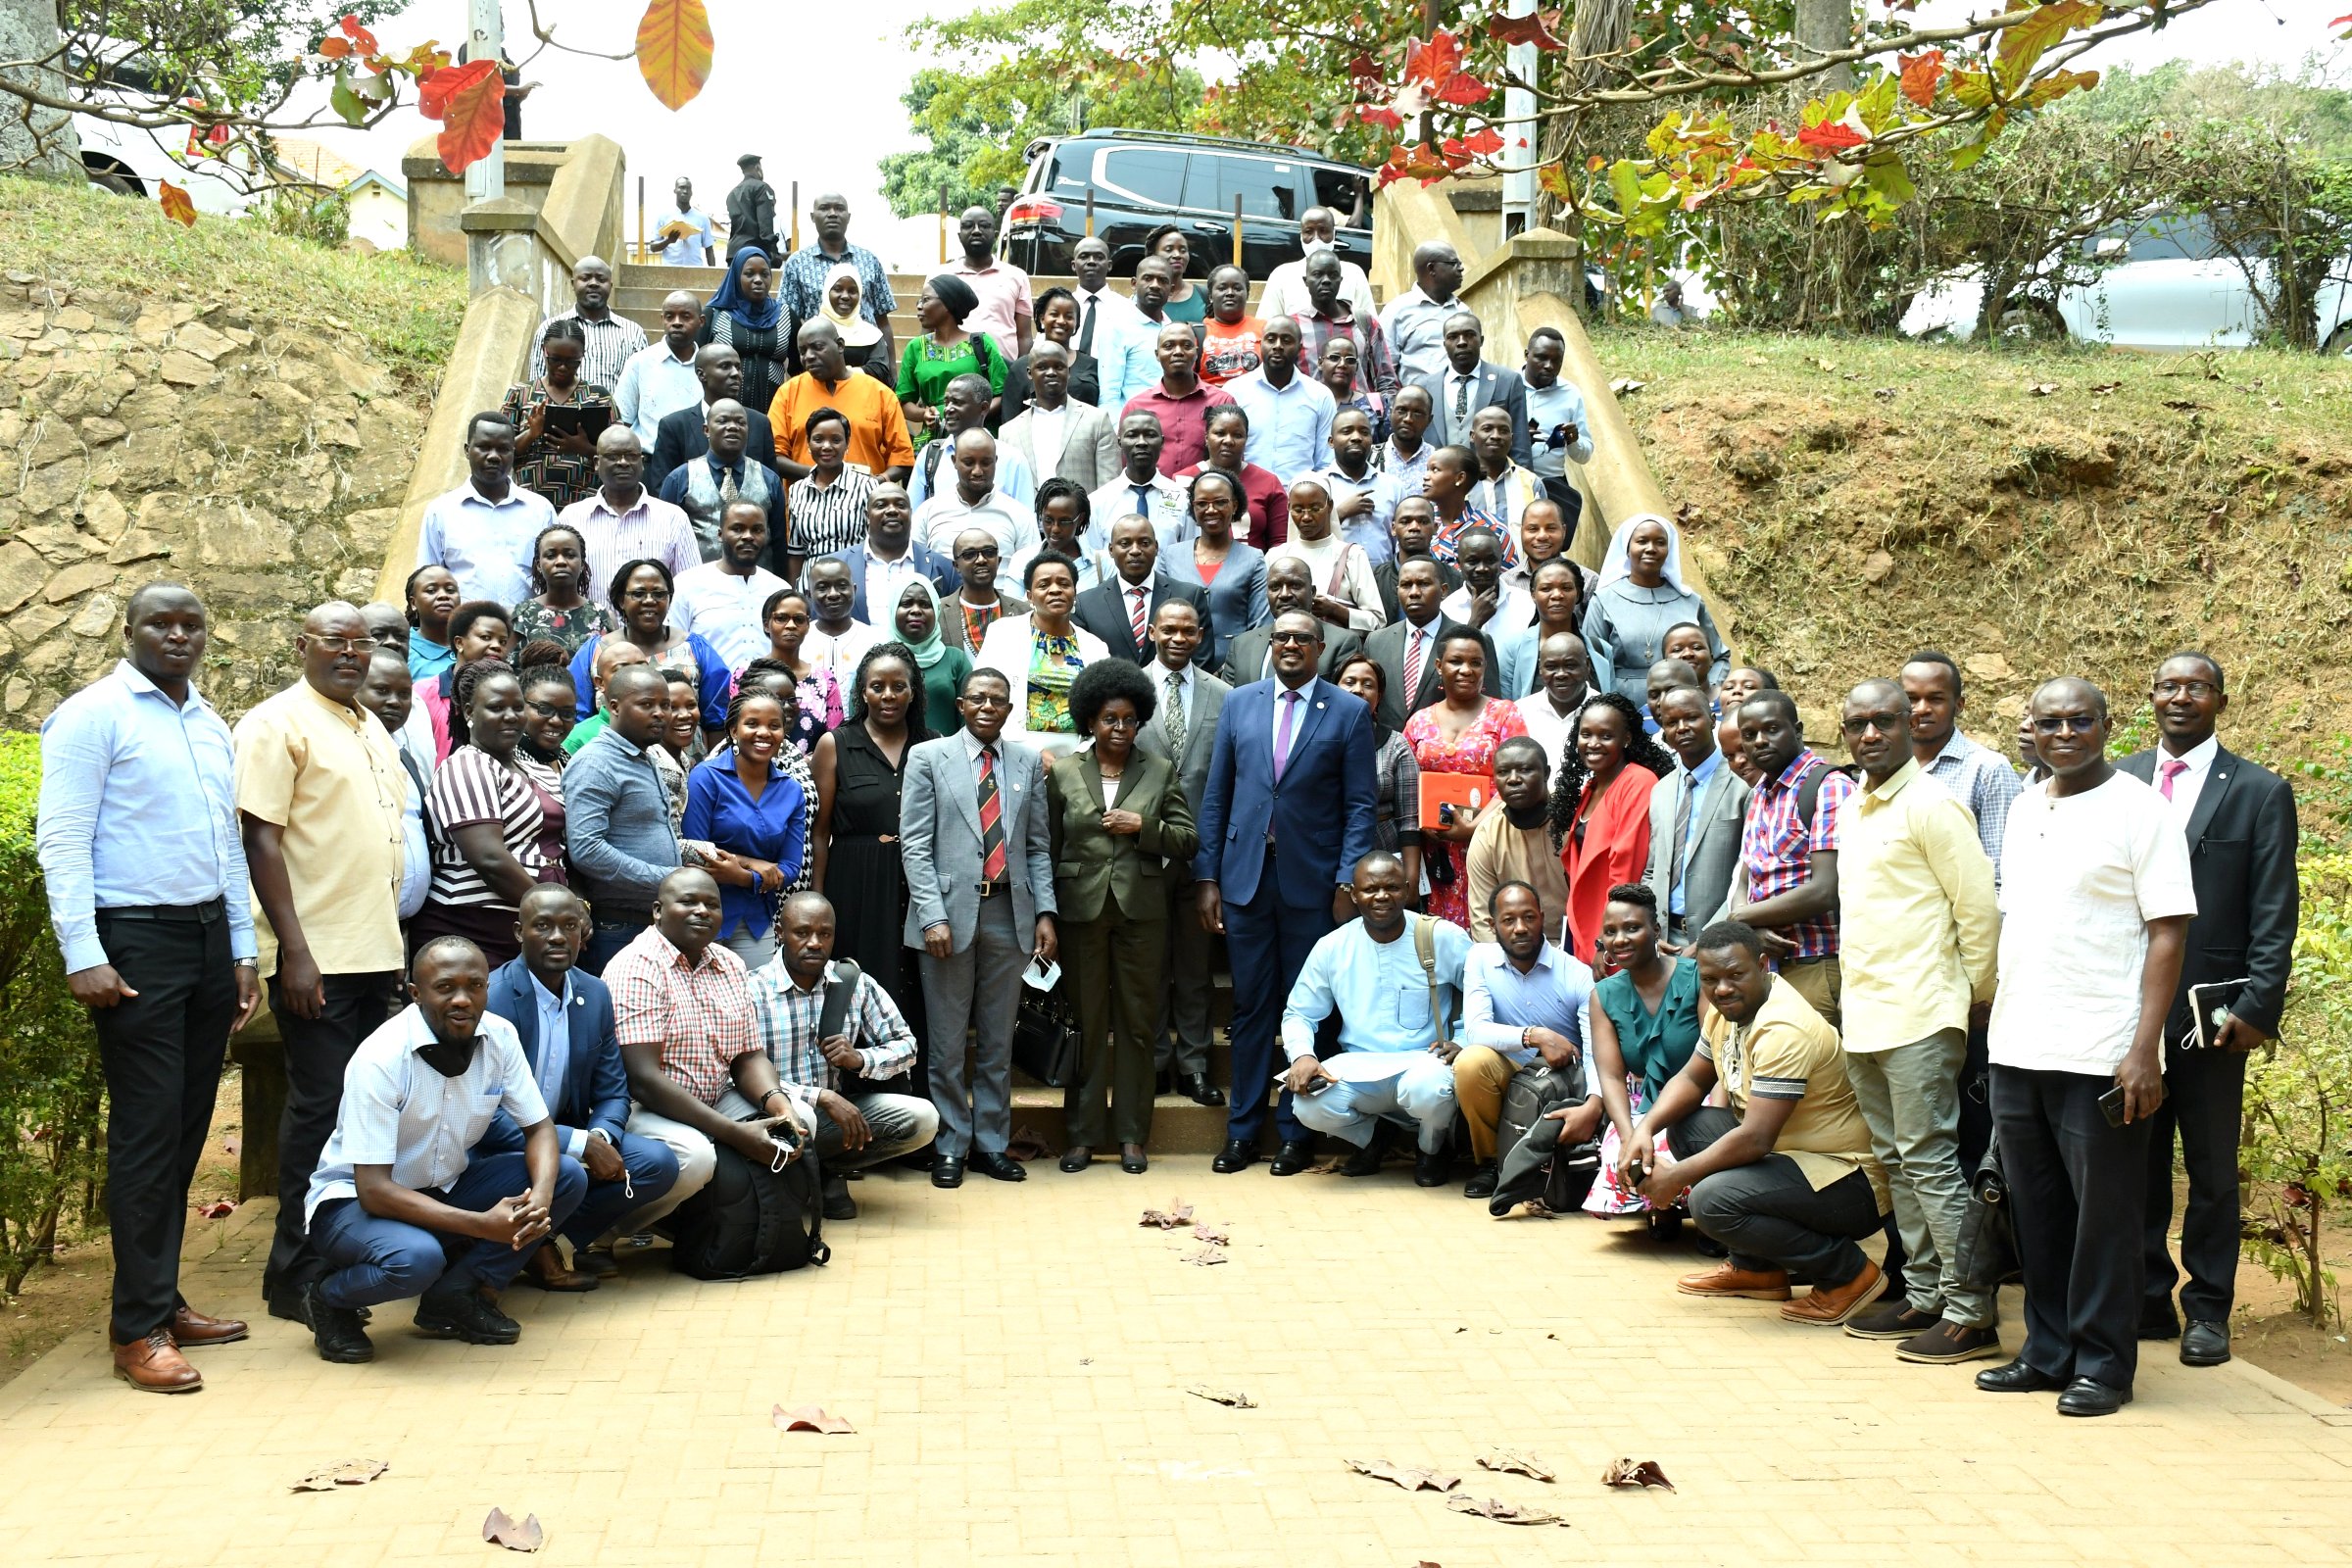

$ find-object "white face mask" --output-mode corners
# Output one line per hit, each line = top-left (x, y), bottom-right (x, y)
(1301, 238), (1336, 260)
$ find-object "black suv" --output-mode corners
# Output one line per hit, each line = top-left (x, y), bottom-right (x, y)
(1001, 128), (1375, 281)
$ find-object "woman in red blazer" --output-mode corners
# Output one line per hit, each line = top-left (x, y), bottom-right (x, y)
(1550, 692), (1679, 973)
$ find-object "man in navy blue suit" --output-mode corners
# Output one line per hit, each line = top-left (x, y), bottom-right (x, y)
(1195, 608), (1378, 1174)
(834, 481), (957, 623)
(483, 886), (682, 1288)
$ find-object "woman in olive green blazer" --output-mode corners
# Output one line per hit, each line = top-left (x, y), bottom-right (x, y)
(1047, 659), (1199, 1174)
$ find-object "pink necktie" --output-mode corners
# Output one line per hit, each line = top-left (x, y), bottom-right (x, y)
(1404, 627), (1427, 702)
(2158, 758), (2187, 800)
(1130, 585), (1150, 650)
(1273, 690), (1300, 783)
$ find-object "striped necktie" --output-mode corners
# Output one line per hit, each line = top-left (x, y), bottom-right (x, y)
(976, 745), (1006, 882)
(1128, 583), (1151, 652)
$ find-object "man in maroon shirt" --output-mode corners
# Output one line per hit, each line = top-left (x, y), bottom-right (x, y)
(1121, 321), (1235, 477)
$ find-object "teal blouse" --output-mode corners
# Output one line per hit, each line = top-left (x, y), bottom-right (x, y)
(1594, 956), (1702, 1102)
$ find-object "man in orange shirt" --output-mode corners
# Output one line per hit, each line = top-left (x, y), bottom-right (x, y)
(768, 319), (915, 485)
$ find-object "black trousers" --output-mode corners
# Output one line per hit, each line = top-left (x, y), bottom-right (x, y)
(1991, 1064), (2153, 1391)
(265, 969), (399, 1299)
(2142, 1046), (2248, 1325)
(89, 907), (239, 1342)
(1670, 1106), (1883, 1283)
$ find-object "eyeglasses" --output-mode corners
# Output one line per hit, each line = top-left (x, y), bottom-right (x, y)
(1096, 712), (1141, 731)
(1267, 631), (1317, 646)
(2152, 679), (2218, 700)
(306, 635), (375, 655)
(523, 700), (569, 718)
(1838, 714), (1904, 736)
(2032, 714), (2101, 735)
(956, 546), (1001, 561)
(962, 694), (1012, 710)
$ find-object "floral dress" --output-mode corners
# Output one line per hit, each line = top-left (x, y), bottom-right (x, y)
(511, 597), (615, 658)
(1402, 698), (1528, 929)
(1024, 631), (1085, 736)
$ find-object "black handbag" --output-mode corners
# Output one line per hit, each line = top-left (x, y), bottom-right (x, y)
(1010, 970), (1081, 1088)
(1954, 1133), (2022, 1294)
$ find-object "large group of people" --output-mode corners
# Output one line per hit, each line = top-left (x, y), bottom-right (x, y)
(32, 201), (2300, 1434)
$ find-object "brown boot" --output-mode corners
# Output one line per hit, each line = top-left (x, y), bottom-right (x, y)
(112, 1329), (202, 1394)
(1781, 1259), (1886, 1326)
(170, 1303), (250, 1347)
(1675, 1261), (1791, 1300)
(515, 1242), (599, 1293)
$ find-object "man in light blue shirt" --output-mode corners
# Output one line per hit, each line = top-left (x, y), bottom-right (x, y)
(657, 178), (716, 265)
(1098, 257), (1177, 409)
(414, 413), (558, 608)
(1459, 881), (1603, 1201)
(1086, 412), (1193, 550)
(1283, 852), (1473, 1186)
(355, 649), (431, 922)
(563, 665), (684, 973)
(1226, 318), (1336, 485)
(612, 291), (706, 445)
(35, 584), (261, 1391)
(1378, 242), (1467, 384)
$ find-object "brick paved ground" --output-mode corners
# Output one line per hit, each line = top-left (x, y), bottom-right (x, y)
(5, 1160), (2350, 1567)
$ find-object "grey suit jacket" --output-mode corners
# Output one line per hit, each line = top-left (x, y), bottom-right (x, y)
(1408, 361), (1532, 464)
(1136, 664), (1229, 881)
(1001, 402), (1118, 491)
(940, 590), (1031, 654)
(900, 733), (1057, 952)
(1642, 758), (1751, 932)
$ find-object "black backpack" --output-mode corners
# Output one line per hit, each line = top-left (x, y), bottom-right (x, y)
(1496, 1062), (1601, 1211)
(665, 962), (862, 1279)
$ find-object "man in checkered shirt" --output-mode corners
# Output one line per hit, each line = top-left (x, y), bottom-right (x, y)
(748, 891), (940, 1221)
(1723, 689), (1858, 1030)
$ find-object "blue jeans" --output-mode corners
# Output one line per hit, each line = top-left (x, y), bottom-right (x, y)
(561, 1133), (682, 1250)
(580, 918), (649, 977)
(311, 1151), (587, 1308)
(1293, 1054), (1458, 1153)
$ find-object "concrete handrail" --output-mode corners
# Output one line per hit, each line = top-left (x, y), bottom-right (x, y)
(374, 136), (627, 601)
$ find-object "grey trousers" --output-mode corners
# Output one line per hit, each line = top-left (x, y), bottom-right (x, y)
(919, 896), (1027, 1158)
(814, 1094), (939, 1171)
(1156, 878), (1215, 1077)
(1846, 1027), (1993, 1327)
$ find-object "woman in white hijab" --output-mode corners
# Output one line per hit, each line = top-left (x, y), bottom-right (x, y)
(1582, 512), (1729, 704)
(817, 262), (888, 377)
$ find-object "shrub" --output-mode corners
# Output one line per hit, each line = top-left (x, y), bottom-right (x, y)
(0, 731), (106, 1297)
(256, 186), (352, 250)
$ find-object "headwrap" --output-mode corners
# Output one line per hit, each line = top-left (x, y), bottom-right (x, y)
(925, 273), (980, 326)
(1595, 513), (1690, 595)
(894, 576), (951, 670)
(707, 246), (782, 333)
(819, 262), (881, 348)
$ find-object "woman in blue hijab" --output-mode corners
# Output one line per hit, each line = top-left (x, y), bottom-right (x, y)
(698, 247), (788, 414)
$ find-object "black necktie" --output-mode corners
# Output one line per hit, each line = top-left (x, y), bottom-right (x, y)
(1078, 294), (1099, 356)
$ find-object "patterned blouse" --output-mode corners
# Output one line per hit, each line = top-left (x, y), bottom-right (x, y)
(499, 378), (615, 511)
(422, 747), (567, 908)
(1402, 698), (1530, 929)
(1024, 631), (1086, 736)
(511, 596), (615, 658)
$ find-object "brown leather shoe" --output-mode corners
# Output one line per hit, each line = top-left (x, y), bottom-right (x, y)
(514, 1242), (599, 1293)
(170, 1303), (250, 1347)
(1675, 1261), (1791, 1300)
(112, 1329), (202, 1394)
(1781, 1259), (1887, 1326)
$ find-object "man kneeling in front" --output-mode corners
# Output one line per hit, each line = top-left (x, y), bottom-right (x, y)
(1619, 920), (1893, 1326)
(750, 891), (940, 1221)
(1281, 852), (1473, 1186)
(303, 936), (586, 1363)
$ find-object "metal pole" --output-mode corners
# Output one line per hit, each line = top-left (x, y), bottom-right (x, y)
(938, 182), (949, 265)
(1500, 0), (1535, 235)
(1232, 195), (1243, 268)
(464, 0), (506, 202)
(1084, 188), (1095, 238)
(635, 173), (644, 262)
(789, 180), (800, 254)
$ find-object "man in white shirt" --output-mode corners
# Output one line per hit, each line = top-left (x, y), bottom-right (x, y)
(1513, 632), (1592, 775)
(656, 177), (716, 265)
(1000, 342), (1117, 489)
(612, 291), (706, 445)
(1379, 241), (1467, 384)
(1068, 236), (1146, 368)
(299, 938), (586, 1364)
(558, 427), (701, 617)
(528, 256), (648, 389)
(913, 429), (1041, 558)
(1256, 208), (1378, 323)
(1317, 406), (1393, 565)
(1086, 412), (1192, 549)
(908, 374), (1036, 510)
(1440, 526), (1533, 636)
(1225, 317), (1336, 485)
(803, 557), (883, 678)
(1520, 326), (1593, 529)
(415, 413), (557, 609)
(1978, 676), (2195, 1419)
(671, 502), (786, 669)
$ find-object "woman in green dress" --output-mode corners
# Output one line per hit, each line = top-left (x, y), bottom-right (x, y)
(1583, 882), (1702, 1226)
(891, 576), (971, 737)
(896, 273), (1006, 439)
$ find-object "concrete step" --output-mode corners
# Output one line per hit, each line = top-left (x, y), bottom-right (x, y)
(1005, 1083), (1254, 1155)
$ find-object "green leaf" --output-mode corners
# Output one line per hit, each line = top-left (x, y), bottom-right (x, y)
(329, 66), (365, 125)
(1861, 151), (1917, 205)
(1996, 1), (2104, 96)
(1608, 157), (1642, 220)
(1857, 71), (1899, 133)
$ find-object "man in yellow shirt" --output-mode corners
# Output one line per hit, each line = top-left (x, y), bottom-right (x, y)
(1834, 678), (2003, 1365)
(768, 319), (914, 485)
(1622, 920), (1891, 1326)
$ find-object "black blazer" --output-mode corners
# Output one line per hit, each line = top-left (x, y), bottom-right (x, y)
(1071, 573), (1212, 664)
(648, 404), (779, 492)
(1001, 351), (1102, 423)
(1363, 613), (1501, 730)
(1373, 556), (1464, 625)
(2117, 744), (2299, 1040)
(1218, 623), (1363, 688)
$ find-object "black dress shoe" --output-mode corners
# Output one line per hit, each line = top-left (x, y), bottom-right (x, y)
(1059, 1147), (1093, 1174)
(968, 1150), (1027, 1182)
(1177, 1071), (1226, 1106)
(1340, 1139), (1388, 1178)
(304, 1282), (373, 1364)
(2180, 1319), (2231, 1366)
(1462, 1163), (1498, 1200)
(1120, 1145), (1149, 1175)
(1413, 1150), (1448, 1188)
(932, 1156), (966, 1189)
(1975, 1357), (2067, 1394)
(1212, 1138), (1258, 1174)
(821, 1174), (858, 1221)
(2056, 1377), (2132, 1417)
(1269, 1139), (1317, 1176)
(2138, 1300), (2181, 1341)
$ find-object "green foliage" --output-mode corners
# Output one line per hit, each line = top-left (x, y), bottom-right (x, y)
(256, 186), (350, 249)
(0, 733), (105, 1299)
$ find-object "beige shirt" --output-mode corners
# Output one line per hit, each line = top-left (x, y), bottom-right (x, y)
(1464, 806), (1570, 946)
(234, 680), (409, 976)
(1699, 979), (1889, 1212)
(1837, 760), (2000, 1052)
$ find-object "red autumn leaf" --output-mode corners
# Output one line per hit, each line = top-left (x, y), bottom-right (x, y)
(1355, 104), (1404, 131)
(1898, 48), (1943, 108)
(197, 1200), (235, 1218)
(1460, 124), (1505, 157)
(1348, 51), (1382, 86)
(483, 1507), (544, 1552)
(1489, 10), (1566, 48)
(1433, 70), (1493, 107)
(158, 180), (196, 227)
(419, 58), (505, 172)
(1796, 120), (1868, 153)
(338, 14), (378, 53)
(772, 1403), (856, 1434)
(319, 35), (350, 58)
(1404, 29), (1463, 87)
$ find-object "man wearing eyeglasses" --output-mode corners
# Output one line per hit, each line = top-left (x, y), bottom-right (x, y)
(940, 528), (1030, 654)
(2116, 653), (2298, 1372)
(232, 602), (412, 1328)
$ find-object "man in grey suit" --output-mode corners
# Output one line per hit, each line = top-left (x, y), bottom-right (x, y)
(1363, 556), (1498, 729)
(1135, 600), (1229, 1106)
(900, 666), (1059, 1188)
(1643, 683), (1750, 949)
(1220, 556), (1363, 686)
(999, 343), (1118, 489)
(1408, 312), (1532, 465)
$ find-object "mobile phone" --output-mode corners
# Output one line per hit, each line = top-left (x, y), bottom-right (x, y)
(1438, 803), (1455, 826)
(2097, 1084), (2128, 1127)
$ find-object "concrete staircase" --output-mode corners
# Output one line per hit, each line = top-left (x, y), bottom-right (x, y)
(1004, 970), (1245, 1156)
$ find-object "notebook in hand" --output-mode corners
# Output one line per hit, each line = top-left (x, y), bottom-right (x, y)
(1418, 771), (1491, 832)
(2186, 978), (2250, 1050)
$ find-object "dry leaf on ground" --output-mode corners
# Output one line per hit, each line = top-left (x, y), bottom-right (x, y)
(2089, 381), (2122, 394)
(482, 1508), (544, 1551)
(222, 1135), (240, 1156)
(1140, 1202), (1195, 1230)
(196, 1200), (236, 1218)
(1347, 1459), (1460, 1493)
(2028, 382), (2059, 397)
(1184, 1247), (1228, 1266)
(290, 1458), (386, 1492)
(1446, 1494), (1566, 1526)
(1611, 377), (1645, 396)
(1477, 1447), (1554, 1482)
(1005, 1124), (1055, 1160)
(1600, 1457), (1675, 1492)
(772, 1403), (856, 1434)
(1191, 1223), (1229, 1245)
(1184, 1384), (1255, 1407)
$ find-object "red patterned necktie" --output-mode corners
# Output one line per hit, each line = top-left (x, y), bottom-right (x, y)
(1129, 584), (1150, 651)
(977, 746), (1006, 881)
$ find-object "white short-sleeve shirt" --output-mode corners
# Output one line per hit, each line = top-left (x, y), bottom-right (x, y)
(1987, 772), (2198, 1075)
(305, 1006), (549, 1224)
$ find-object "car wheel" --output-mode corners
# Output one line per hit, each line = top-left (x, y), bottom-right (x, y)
(84, 162), (142, 198)
(1993, 300), (2066, 343)
(2325, 321), (2352, 359)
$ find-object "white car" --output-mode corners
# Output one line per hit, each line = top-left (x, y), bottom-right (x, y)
(1901, 210), (2352, 354)
(67, 45), (260, 217)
